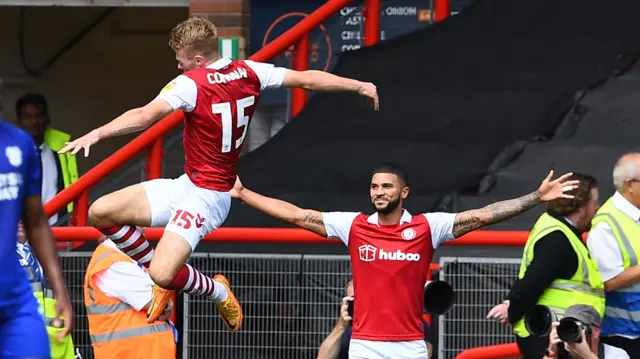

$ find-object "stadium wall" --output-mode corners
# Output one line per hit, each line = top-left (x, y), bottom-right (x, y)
(0, 6), (187, 173)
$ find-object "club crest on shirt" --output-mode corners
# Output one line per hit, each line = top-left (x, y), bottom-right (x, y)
(5, 146), (22, 167)
(401, 228), (416, 240)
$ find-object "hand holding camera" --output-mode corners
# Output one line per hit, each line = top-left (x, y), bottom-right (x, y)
(547, 322), (562, 356)
(548, 323), (596, 359)
(563, 329), (597, 359)
(526, 304), (602, 359)
(340, 296), (354, 327)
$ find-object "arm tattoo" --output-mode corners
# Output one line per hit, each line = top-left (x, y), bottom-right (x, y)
(452, 191), (541, 238)
(303, 212), (324, 226)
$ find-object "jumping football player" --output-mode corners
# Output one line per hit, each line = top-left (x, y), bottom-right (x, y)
(59, 17), (379, 329)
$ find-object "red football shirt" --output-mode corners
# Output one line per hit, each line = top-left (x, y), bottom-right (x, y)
(156, 57), (287, 191)
(323, 209), (456, 341)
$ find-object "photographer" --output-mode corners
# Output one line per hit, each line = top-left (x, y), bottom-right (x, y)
(317, 280), (432, 359)
(544, 305), (628, 359)
(487, 173), (605, 358)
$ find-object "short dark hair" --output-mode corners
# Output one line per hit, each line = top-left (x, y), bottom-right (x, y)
(546, 173), (598, 216)
(15, 93), (48, 117)
(372, 163), (410, 187)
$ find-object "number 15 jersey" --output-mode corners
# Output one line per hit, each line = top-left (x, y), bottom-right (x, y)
(157, 57), (286, 192)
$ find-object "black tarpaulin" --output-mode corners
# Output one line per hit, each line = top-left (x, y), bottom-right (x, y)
(227, 0), (640, 227)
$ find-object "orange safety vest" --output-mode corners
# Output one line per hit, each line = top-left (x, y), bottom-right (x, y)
(84, 243), (176, 359)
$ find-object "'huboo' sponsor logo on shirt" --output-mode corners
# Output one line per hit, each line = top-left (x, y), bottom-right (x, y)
(0, 172), (23, 201)
(358, 245), (421, 262)
(206, 68), (248, 85)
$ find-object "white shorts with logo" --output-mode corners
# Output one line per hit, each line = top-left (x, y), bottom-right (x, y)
(349, 339), (428, 359)
(142, 174), (231, 251)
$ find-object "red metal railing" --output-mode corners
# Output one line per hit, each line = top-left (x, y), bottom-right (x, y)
(50, 225), (529, 244)
(43, 1), (520, 357)
(456, 343), (521, 359)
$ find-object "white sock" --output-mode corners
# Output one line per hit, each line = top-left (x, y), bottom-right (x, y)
(212, 280), (229, 304)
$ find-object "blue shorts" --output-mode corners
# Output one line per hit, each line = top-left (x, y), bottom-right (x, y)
(0, 292), (50, 359)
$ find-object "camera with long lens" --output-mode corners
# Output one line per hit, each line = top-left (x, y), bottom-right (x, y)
(423, 280), (455, 315)
(557, 317), (591, 343)
(524, 304), (561, 336)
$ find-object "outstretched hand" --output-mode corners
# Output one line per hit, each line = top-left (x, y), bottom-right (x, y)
(58, 130), (100, 157)
(359, 82), (379, 111)
(537, 170), (579, 202)
(486, 300), (510, 325)
(229, 176), (244, 199)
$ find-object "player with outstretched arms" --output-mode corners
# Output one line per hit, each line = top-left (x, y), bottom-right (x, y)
(230, 164), (579, 359)
(59, 17), (379, 329)
(0, 121), (73, 358)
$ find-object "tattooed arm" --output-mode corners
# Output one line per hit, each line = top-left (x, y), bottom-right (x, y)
(452, 191), (541, 238)
(451, 170), (579, 238)
(234, 185), (329, 237)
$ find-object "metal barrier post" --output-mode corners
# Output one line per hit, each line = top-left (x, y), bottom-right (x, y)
(434, 0), (450, 22)
(364, 0), (381, 46)
(146, 138), (163, 180)
(291, 34), (309, 118)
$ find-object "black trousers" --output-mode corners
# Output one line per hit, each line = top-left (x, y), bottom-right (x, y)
(601, 336), (640, 359)
(516, 335), (549, 359)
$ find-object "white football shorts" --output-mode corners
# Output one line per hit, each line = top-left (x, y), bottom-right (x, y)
(142, 174), (231, 251)
(349, 339), (428, 359)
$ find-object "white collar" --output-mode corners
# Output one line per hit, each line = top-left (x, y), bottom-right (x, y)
(367, 209), (413, 226)
(612, 191), (640, 221)
(206, 57), (232, 70)
(563, 216), (577, 227)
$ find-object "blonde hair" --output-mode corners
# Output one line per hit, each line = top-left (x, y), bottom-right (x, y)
(169, 16), (219, 57)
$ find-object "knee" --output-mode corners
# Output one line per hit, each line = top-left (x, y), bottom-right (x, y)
(148, 263), (173, 288)
(88, 198), (112, 226)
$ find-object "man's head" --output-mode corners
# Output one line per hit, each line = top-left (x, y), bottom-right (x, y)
(546, 173), (599, 231)
(613, 153), (640, 208)
(17, 222), (27, 244)
(15, 93), (49, 145)
(560, 304), (601, 349)
(370, 163), (410, 215)
(169, 17), (219, 72)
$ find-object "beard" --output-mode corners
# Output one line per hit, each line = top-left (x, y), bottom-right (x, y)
(372, 196), (401, 215)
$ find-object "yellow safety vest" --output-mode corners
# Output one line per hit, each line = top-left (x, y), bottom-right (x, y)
(44, 127), (78, 213)
(513, 213), (605, 337)
(591, 197), (640, 337)
(21, 262), (76, 359)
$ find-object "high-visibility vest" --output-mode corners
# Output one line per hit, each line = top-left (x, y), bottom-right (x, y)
(592, 197), (640, 337)
(84, 243), (175, 359)
(513, 213), (605, 337)
(19, 246), (76, 359)
(44, 127), (78, 213)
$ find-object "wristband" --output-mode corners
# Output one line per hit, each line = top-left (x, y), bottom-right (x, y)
(545, 349), (557, 358)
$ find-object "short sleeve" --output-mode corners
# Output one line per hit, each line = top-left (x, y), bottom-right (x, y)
(587, 222), (625, 282)
(23, 138), (42, 197)
(322, 212), (360, 245)
(156, 75), (198, 112)
(604, 344), (631, 359)
(423, 212), (456, 248)
(244, 60), (287, 90)
(93, 261), (154, 311)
